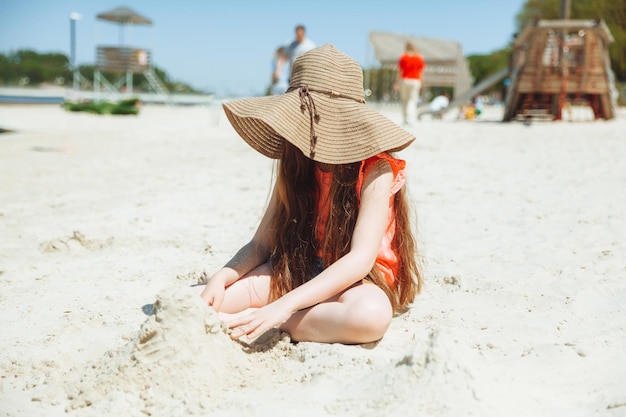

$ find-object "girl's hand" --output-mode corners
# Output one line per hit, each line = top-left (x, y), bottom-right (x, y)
(227, 300), (293, 340)
(199, 274), (227, 311)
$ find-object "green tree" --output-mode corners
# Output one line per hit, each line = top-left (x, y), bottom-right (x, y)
(467, 47), (512, 93)
(363, 67), (398, 102)
(0, 54), (18, 84)
(0, 50), (71, 85)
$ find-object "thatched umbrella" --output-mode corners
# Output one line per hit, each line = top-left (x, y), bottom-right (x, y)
(96, 6), (152, 44)
(97, 6), (152, 25)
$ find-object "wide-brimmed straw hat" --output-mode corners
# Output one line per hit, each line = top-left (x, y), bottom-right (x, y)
(222, 44), (415, 164)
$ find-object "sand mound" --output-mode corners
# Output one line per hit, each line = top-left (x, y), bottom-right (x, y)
(65, 285), (271, 415)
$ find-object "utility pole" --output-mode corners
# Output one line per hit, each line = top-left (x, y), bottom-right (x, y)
(69, 12), (82, 91)
(555, 0), (572, 120)
(560, 0), (572, 20)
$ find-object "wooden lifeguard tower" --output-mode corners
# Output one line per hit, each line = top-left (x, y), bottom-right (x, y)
(503, 17), (617, 121)
(93, 6), (169, 101)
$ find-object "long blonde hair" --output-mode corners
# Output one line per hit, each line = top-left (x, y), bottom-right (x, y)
(268, 142), (423, 313)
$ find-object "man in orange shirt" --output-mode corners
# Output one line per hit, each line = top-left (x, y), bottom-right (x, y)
(394, 42), (426, 126)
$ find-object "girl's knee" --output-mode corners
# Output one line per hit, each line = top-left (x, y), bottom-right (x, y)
(347, 298), (392, 342)
(362, 302), (392, 333)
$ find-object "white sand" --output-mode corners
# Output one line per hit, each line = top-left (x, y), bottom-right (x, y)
(0, 103), (625, 417)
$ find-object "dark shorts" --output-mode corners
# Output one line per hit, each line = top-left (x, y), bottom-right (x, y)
(310, 257), (324, 280)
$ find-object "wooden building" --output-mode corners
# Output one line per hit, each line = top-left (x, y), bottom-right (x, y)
(503, 19), (618, 121)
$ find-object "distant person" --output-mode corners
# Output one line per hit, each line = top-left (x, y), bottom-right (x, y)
(429, 92), (450, 119)
(472, 95), (484, 117)
(394, 42), (426, 126)
(272, 25), (316, 91)
(270, 46), (289, 96)
(197, 45), (423, 344)
(463, 102), (477, 120)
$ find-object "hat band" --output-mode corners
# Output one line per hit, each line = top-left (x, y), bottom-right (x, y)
(287, 85), (366, 160)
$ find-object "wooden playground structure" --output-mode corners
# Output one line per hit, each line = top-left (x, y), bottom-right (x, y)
(503, 18), (618, 121)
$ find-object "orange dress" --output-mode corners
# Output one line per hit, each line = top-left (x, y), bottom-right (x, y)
(315, 153), (407, 286)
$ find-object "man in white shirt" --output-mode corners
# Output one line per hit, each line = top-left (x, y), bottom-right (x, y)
(429, 92), (450, 119)
(429, 93), (450, 112)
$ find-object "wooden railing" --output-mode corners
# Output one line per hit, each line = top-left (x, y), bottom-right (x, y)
(96, 46), (151, 73)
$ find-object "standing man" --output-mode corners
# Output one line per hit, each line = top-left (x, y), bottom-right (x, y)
(394, 42), (426, 127)
(272, 25), (316, 92)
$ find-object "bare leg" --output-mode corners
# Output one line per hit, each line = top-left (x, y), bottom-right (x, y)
(280, 282), (393, 344)
(194, 266), (393, 344)
(399, 80), (409, 125)
(193, 263), (272, 313)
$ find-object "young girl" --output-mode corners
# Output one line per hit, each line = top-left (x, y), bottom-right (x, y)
(198, 45), (423, 344)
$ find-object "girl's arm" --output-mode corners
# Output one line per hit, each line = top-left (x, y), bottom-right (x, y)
(200, 186), (278, 307)
(229, 160), (394, 338)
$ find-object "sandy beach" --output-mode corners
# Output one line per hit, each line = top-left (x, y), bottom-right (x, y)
(1, 102), (625, 417)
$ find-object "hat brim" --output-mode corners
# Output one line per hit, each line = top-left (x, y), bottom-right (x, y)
(223, 91), (415, 164)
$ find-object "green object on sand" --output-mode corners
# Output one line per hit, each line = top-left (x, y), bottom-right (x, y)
(63, 98), (140, 115)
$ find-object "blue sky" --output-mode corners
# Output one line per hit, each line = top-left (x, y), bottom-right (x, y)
(0, 0), (526, 97)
